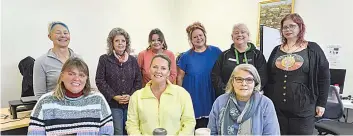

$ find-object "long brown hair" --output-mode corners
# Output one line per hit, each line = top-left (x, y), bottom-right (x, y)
(147, 28), (168, 50)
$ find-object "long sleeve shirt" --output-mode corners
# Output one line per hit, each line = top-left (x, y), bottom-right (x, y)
(137, 49), (177, 86)
(207, 93), (280, 135)
(125, 80), (196, 135)
(33, 48), (78, 98)
(27, 91), (114, 135)
(95, 54), (142, 108)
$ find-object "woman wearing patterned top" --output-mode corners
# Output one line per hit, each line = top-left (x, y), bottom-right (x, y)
(264, 13), (330, 135)
(28, 57), (113, 135)
(96, 27), (142, 135)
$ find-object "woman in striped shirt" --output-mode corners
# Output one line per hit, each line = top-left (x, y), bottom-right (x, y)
(28, 57), (114, 135)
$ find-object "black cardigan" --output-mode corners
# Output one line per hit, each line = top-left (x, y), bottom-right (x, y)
(264, 41), (330, 108)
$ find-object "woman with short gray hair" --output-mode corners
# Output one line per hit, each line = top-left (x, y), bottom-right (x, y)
(208, 64), (280, 135)
(211, 23), (267, 98)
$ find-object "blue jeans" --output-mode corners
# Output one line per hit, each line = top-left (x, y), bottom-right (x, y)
(111, 108), (127, 135)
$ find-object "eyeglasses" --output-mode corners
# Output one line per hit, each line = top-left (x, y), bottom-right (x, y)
(233, 77), (254, 84)
(282, 24), (297, 31)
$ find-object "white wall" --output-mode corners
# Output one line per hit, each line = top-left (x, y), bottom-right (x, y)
(1, 0), (352, 107)
(294, 0), (353, 96)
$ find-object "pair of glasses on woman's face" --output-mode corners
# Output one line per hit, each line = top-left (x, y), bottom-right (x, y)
(233, 77), (254, 84)
(282, 24), (298, 31)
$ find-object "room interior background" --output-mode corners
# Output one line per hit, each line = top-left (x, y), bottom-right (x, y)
(1, 0), (352, 107)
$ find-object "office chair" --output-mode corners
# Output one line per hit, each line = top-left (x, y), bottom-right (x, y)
(315, 85), (353, 135)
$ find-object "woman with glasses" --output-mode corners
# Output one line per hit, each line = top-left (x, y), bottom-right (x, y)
(137, 28), (177, 87)
(264, 13), (330, 135)
(207, 64), (280, 135)
(211, 23), (267, 98)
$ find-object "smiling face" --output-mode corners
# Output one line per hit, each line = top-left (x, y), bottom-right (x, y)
(232, 70), (255, 99)
(49, 24), (70, 48)
(113, 35), (127, 54)
(232, 27), (249, 46)
(191, 29), (206, 48)
(150, 34), (164, 51)
(61, 67), (87, 94)
(282, 19), (300, 40)
(149, 57), (170, 84)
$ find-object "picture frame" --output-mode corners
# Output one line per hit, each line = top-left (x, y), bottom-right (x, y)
(256, 0), (295, 46)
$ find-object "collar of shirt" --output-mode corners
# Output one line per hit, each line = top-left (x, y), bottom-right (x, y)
(141, 80), (175, 99)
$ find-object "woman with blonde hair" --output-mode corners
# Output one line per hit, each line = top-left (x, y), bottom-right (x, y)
(126, 54), (196, 135)
(177, 22), (222, 128)
(33, 21), (79, 98)
(208, 64), (279, 135)
(28, 57), (113, 135)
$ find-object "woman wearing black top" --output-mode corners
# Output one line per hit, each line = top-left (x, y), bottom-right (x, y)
(264, 13), (330, 135)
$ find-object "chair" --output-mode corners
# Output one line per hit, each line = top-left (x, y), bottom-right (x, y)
(315, 85), (353, 135)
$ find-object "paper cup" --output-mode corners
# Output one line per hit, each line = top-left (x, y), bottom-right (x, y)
(195, 128), (211, 136)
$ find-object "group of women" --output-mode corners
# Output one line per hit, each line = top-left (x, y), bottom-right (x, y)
(27, 13), (329, 135)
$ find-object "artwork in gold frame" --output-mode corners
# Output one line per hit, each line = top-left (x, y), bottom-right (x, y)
(256, 0), (295, 46)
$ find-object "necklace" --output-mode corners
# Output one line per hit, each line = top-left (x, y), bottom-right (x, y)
(281, 44), (301, 69)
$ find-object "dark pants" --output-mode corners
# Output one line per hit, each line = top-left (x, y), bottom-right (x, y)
(195, 117), (209, 129)
(277, 110), (315, 135)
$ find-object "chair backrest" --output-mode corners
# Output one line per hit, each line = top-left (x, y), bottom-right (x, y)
(322, 85), (344, 120)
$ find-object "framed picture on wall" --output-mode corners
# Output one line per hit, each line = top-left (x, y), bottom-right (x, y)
(256, 0), (295, 46)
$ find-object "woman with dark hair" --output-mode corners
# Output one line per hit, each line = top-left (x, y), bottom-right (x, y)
(96, 27), (142, 135)
(264, 13), (330, 135)
(28, 57), (113, 135)
(137, 28), (177, 87)
(177, 22), (222, 128)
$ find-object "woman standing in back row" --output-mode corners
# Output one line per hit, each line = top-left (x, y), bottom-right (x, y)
(264, 13), (330, 135)
(138, 28), (177, 86)
(212, 23), (267, 98)
(96, 27), (142, 135)
(177, 22), (222, 128)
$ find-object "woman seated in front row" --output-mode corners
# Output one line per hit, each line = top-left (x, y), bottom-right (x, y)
(126, 54), (196, 135)
(28, 57), (113, 135)
(207, 64), (280, 135)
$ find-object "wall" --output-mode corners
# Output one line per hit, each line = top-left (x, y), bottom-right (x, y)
(1, 0), (352, 107)
(1, 0), (177, 107)
(294, 0), (353, 96)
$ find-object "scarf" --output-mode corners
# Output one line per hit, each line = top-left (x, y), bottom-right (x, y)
(219, 92), (262, 135)
(114, 50), (129, 64)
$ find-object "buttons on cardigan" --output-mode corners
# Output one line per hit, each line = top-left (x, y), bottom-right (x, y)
(283, 86), (286, 89)
(284, 80), (287, 83)
(283, 99), (287, 102)
(283, 93), (286, 96)
(284, 75), (287, 78)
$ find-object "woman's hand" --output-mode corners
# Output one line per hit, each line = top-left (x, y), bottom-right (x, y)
(315, 106), (325, 117)
(113, 95), (129, 104)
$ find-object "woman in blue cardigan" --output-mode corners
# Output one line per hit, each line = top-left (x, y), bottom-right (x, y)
(207, 64), (280, 135)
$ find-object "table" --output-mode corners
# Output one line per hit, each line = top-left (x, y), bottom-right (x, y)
(0, 108), (31, 132)
(342, 100), (353, 122)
